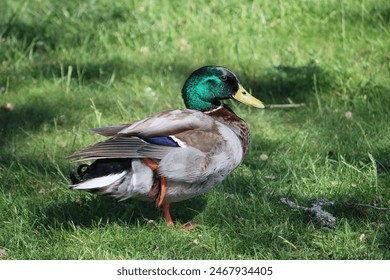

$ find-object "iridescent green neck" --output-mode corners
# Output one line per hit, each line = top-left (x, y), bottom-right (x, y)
(182, 90), (216, 111)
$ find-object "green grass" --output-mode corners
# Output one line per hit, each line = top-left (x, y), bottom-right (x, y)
(0, 0), (389, 259)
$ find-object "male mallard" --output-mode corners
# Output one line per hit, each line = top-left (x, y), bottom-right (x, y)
(67, 66), (264, 229)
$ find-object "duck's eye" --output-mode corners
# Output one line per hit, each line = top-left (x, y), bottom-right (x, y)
(219, 75), (227, 82)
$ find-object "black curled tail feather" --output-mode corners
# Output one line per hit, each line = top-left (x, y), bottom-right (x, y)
(70, 164), (90, 185)
(69, 158), (133, 186)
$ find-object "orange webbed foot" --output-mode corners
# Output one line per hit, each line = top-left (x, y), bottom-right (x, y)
(180, 221), (197, 231)
(162, 203), (174, 227)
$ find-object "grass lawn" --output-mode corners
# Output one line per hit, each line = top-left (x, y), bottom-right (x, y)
(0, 0), (389, 259)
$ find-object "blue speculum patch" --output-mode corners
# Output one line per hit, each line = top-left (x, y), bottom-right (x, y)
(142, 136), (180, 147)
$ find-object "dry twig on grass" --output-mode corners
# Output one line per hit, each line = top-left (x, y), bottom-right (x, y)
(266, 103), (305, 109)
(346, 202), (390, 211)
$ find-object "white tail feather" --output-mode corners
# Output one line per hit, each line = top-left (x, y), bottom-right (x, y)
(71, 171), (126, 190)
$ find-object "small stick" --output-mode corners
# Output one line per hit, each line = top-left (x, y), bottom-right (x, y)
(346, 202), (390, 211)
(266, 103), (305, 109)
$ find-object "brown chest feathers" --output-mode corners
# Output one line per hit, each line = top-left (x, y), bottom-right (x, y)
(205, 105), (251, 154)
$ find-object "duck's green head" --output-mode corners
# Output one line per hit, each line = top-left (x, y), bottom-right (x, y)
(181, 66), (264, 111)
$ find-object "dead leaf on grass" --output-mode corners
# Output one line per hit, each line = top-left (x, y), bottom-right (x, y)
(1, 103), (14, 111)
(344, 111), (353, 120)
(146, 220), (157, 228)
(140, 46), (150, 55)
(0, 248), (8, 258)
(260, 154), (269, 161)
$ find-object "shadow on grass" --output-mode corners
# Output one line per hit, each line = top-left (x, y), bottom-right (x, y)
(0, 18), (57, 53)
(0, 9), (195, 88)
(41, 195), (207, 230)
(0, 55), (195, 150)
(26, 58), (195, 85)
(28, 58), (137, 84)
(375, 146), (390, 176)
(0, 98), (59, 151)
(0, 98), (57, 128)
(350, 5), (390, 27)
(0, 3), (137, 53)
(246, 62), (331, 104)
(372, 6), (390, 25)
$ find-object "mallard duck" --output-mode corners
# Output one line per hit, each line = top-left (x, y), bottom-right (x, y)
(66, 66), (264, 229)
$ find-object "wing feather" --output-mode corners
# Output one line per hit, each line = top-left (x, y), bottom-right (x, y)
(66, 137), (174, 161)
(116, 109), (215, 137)
(91, 125), (129, 136)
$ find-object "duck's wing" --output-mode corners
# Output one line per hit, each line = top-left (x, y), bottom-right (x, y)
(113, 109), (215, 137)
(91, 124), (128, 136)
(65, 136), (175, 161)
(66, 109), (217, 161)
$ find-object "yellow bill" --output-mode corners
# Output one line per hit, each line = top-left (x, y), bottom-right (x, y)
(233, 84), (265, 108)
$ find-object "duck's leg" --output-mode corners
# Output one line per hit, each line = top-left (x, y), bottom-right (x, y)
(162, 203), (174, 226)
(142, 158), (172, 224)
(157, 176), (167, 207)
(142, 158), (167, 207)
(142, 158), (195, 230)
